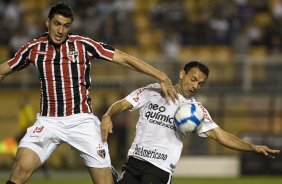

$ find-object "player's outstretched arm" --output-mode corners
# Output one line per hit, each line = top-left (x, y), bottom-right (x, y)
(205, 127), (280, 158)
(111, 49), (178, 102)
(0, 62), (13, 81)
(101, 99), (132, 142)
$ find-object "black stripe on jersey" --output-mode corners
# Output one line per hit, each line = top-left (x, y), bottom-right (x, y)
(85, 60), (92, 113)
(81, 42), (100, 59)
(84, 60), (91, 90)
(99, 42), (114, 51)
(69, 41), (81, 114)
(70, 60), (80, 114)
(37, 42), (48, 116)
(86, 97), (92, 113)
(54, 51), (64, 116)
(13, 47), (33, 71)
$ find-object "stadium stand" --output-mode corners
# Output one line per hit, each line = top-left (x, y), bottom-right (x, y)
(0, 0), (281, 173)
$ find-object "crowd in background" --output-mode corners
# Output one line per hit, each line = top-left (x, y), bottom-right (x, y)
(0, 0), (137, 57)
(0, 0), (281, 171)
(0, 0), (282, 58)
(151, 0), (282, 53)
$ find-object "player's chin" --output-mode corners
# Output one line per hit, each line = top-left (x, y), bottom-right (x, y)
(51, 37), (66, 45)
(53, 40), (64, 45)
(184, 92), (193, 98)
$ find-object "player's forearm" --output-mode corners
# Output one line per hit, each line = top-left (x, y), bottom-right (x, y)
(104, 99), (131, 118)
(208, 128), (280, 157)
(0, 62), (13, 81)
(113, 50), (168, 82)
(207, 128), (256, 152)
(0, 73), (5, 81)
(217, 132), (256, 152)
(126, 55), (168, 82)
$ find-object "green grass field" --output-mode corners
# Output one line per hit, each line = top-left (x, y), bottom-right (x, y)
(1, 176), (282, 184)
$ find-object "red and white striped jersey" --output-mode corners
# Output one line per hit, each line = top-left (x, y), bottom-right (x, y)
(8, 33), (115, 117)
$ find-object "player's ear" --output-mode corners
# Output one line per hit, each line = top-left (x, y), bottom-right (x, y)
(45, 18), (50, 28)
(179, 69), (185, 79)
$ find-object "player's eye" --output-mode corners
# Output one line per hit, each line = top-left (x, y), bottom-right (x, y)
(190, 78), (196, 82)
(64, 24), (71, 28)
(54, 22), (60, 26)
(199, 82), (205, 87)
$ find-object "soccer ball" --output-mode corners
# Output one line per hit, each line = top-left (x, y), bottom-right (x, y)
(174, 103), (204, 136)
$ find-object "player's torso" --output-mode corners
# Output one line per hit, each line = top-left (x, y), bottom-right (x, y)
(30, 40), (91, 84)
(9, 34), (115, 117)
(129, 92), (193, 173)
(136, 93), (194, 142)
(30, 38), (92, 116)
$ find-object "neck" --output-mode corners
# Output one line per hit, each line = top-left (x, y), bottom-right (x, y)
(48, 38), (61, 48)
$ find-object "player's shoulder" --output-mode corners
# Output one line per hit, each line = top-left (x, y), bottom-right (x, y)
(144, 83), (162, 93)
(68, 33), (90, 42)
(133, 83), (161, 97)
(32, 32), (48, 42)
(19, 33), (48, 50)
(146, 83), (161, 89)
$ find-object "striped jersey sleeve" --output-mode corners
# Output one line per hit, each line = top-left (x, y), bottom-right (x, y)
(73, 35), (115, 61)
(8, 42), (34, 70)
(8, 35), (47, 70)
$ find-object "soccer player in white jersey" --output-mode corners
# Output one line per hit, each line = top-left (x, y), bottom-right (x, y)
(101, 61), (280, 184)
(0, 2), (178, 184)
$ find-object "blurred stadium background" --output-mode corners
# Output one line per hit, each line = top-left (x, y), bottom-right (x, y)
(0, 0), (282, 183)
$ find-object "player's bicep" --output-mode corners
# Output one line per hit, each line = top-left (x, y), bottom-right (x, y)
(112, 49), (135, 69)
(205, 127), (222, 140)
(119, 99), (133, 111)
(206, 127), (234, 146)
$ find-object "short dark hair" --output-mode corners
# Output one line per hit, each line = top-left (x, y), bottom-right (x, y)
(183, 61), (209, 78)
(48, 2), (74, 21)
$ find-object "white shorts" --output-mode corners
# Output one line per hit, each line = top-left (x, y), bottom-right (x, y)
(19, 113), (111, 168)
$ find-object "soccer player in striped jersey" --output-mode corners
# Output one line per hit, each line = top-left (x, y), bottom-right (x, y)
(101, 61), (280, 184)
(0, 2), (177, 184)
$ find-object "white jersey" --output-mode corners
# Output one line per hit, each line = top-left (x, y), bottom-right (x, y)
(125, 83), (218, 173)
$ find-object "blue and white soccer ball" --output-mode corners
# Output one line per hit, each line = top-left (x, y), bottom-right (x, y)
(174, 103), (204, 136)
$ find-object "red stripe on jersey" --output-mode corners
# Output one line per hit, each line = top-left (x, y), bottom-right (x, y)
(74, 35), (114, 60)
(8, 46), (27, 67)
(91, 41), (114, 60)
(29, 45), (38, 65)
(77, 42), (89, 113)
(62, 43), (73, 116)
(45, 43), (56, 117)
(8, 36), (47, 69)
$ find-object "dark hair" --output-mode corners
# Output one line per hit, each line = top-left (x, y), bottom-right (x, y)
(183, 61), (209, 78)
(48, 2), (74, 21)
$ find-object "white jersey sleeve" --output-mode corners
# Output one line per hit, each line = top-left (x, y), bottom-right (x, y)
(195, 103), (219, 137)
(125, 83), (161, 110)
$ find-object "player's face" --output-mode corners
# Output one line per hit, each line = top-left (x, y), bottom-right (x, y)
(46, 14), (72, 45)
(178, 67), (207, 98)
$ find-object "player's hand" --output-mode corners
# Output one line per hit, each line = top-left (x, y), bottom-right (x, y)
(254, 145), (280, 158)
(101, 114), (113, 142)
(160, 78), (178, 103)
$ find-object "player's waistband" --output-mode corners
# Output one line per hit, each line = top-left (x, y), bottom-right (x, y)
(37, 113), (94, 120)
